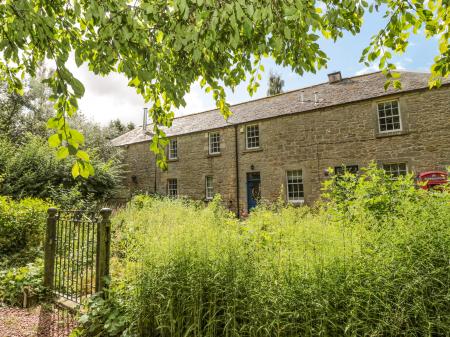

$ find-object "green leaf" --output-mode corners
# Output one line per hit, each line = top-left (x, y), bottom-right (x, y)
(156, 31), (164, 43)
(56, 147), (69, 160)
(72, 162), (80, 178)
(71, 78), (85, 97)
(70, 129), (85, 145)
(284, 26), (291, 39)
(76, 150), (90, 161)
(47, 118), (59, 129)
(48, 134), (61, 148)
(79, 163), (90, 178)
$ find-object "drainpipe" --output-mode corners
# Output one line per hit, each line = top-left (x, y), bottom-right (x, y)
(234, 125), (240, 218)
(154, 150), (157, 194)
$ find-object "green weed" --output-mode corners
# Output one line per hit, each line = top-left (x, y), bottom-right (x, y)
(81, 167), (450, 337)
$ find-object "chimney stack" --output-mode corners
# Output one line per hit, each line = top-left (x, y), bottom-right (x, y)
(143, 107), (148, 130)
(328, 71), (342, 84)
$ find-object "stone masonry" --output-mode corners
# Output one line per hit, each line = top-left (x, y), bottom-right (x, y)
(112, 71), (450, 215)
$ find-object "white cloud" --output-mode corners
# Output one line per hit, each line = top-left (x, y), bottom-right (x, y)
(66, 56), (219, 125)
(175, 83), (215, 116)
(355, 65), (379, 76)
(66, 57), (145, 126)
(394, 61), (406, 70)
(354, 61), (406, 76)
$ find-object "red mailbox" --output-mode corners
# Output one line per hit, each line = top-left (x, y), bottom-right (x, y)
(416, 171), (448, 190)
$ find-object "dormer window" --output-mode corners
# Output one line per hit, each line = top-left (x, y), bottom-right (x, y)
(169, 139), (178, 160)
(378, 100), (402, 133)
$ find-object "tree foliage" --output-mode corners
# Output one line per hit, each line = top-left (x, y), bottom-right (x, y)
(0, 69), (124, 204)
(0, 135), (123, 204)
(267, 71), (285, 96)
(107, 119), (136, 140)
(0, 0), (448, 175)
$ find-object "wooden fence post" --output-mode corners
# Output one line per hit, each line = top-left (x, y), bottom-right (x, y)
(44, 208), (57, 289)
(96, 208), (112, 295)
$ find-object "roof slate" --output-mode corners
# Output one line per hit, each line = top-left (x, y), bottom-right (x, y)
(111, 71), (449, 146)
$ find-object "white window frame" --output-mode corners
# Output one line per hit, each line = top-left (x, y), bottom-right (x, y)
(169, 138), (178, 160)
(208, 132), (221, 155)
(286, 170), (304, 203)
(205, 176), (214, 200)
(246, 124), (260, 149)
(167, 178), (178, 197)
(382, 163), (408, 177)
(377, 100), (402, 133)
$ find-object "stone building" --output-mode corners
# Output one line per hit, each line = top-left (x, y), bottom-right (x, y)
(111, 71), (450, 215)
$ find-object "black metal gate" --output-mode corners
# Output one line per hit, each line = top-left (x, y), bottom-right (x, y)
(42, 208), (112, 335)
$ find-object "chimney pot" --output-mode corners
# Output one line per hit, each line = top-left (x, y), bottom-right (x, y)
(328, 71), (342, 83)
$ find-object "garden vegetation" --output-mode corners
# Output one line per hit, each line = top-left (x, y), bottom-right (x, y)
(75, 165), (450, 337)
(0, 197), (49, 305)
(0, 74), (128, 308)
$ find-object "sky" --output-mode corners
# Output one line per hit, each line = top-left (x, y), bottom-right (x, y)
(66, 10), (439, 126)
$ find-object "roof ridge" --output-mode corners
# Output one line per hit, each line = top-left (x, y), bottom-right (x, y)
(112, 70), (439, 146)
(169, 70), (430, 122)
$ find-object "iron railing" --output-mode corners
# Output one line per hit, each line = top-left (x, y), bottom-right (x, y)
(44, 207), (111, 303)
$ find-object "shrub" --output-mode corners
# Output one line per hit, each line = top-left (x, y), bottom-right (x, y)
(78, 167), (450, 337)
(322, 162), (422, 227)
(0, 135), (123, 203)
(0, 196), (49, 257)
(73, 286), (136, 337)
(0, 259), (46, 306)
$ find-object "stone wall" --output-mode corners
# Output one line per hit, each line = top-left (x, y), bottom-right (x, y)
(116, 85), (450, 213)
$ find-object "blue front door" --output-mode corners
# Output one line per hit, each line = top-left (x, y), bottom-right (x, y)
(247, 172), (261, 211)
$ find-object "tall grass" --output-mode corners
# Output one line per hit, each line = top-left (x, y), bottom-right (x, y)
(109, 168), (450, 337)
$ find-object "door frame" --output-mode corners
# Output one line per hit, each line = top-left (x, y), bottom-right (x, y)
(246, 172), (261, 212)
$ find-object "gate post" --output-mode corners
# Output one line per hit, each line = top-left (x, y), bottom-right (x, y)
(96, 208), (112, 295)
(44, 208), (57, 289)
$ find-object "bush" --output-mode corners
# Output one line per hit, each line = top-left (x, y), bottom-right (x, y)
(0, 259), (46, 306)
(0, 135), (123, 203)
(77, 167), (450, 337)
(74, 286), (136, 337)
(0, 196), (49, 257)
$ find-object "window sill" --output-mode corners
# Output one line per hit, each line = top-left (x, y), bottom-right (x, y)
(207, 152), (221, 158)
(242, 147), (263, 154)
(168, 158), (179, 162)
(288, 200), (305, 206)
(375, 130), (409, 138)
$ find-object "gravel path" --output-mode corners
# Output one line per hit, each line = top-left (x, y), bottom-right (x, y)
(0, 306), (75, 337)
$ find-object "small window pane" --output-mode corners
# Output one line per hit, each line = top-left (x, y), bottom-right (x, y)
(169, 139), (178, 159)
(286, 170), (304, 202)
(205, 176), (214, 200)
(383, 163), (407, 177)
(334, 165), (359, 175)
(209, 132), (220, 154)
(167, 179), (178, 197)
(378, 101), (401, 132)
(246, 125), (260, 149)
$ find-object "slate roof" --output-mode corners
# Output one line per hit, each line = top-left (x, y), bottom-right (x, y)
(111, 71), (449, 146)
